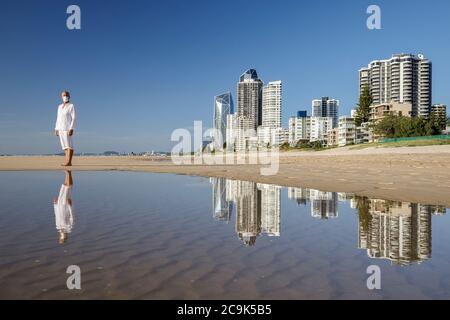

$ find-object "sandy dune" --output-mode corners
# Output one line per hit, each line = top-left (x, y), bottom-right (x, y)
(1, 145), (450, 207)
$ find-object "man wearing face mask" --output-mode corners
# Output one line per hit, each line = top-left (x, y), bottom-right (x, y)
(55, 91), (76, 166)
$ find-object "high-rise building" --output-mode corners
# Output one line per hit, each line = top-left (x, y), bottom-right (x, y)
(236, 69), (263, 151)
(214, 92), (234, 149)
(262, 81), (282, 129)
(257, 80), (286, 148)
(359, 53), (432, 117)
(431, 104), (447, 130)
(312, 97), (339, 128)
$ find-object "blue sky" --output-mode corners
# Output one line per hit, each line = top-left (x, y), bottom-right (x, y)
(1, 0), (449, 154)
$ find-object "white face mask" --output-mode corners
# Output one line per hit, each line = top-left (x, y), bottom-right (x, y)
(62, 96), (69, 103)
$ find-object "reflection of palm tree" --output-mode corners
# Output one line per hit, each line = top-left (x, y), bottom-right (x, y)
(356, 196), (371, 234)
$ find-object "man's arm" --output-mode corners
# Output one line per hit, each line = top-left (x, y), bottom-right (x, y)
(69, 105), (76, 136)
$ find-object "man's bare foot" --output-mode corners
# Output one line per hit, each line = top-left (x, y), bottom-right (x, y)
(61, 163), (72, 167)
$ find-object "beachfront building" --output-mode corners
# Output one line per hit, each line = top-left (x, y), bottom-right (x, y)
(327, 128), (339, 147)
(213, 92), (234, 150)
(262, 81), (282, 128)
(236, 69), (263, 151)
(312, 97), (339, 128)
(359, 53), (432, 117)
(338, 116), (356, 147)
(355, 122), (373, 144)
(288, 111), (311, 146)
(310, 117), (333, 143)
(370, 102), (413, 124)
(257, 127), (288, 148)
(257, 80), (287, 148)
(431, 104), (447, 130)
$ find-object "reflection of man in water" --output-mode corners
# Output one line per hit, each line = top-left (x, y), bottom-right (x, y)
(53, 171), (74, 245)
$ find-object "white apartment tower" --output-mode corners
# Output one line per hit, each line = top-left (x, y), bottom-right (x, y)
(262, 81), (282, 128)
(359, 54), (432, 117)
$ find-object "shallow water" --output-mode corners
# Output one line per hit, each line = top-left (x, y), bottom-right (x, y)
(0, 171), (449, 300)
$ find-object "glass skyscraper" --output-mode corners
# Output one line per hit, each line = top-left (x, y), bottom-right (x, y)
(214, 92), (234, 149)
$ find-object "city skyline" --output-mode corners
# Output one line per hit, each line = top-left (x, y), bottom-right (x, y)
(2, 0), (450, 154)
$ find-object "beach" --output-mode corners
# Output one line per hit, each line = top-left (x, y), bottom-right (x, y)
(1, 145), (450, 207)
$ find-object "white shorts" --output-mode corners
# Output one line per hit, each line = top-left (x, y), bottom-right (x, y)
(58, 131), (73, 150)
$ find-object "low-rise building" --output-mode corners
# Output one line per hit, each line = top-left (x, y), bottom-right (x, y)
(370, 102), (412, 123)
(327, 128), (339, 147)
(288, 115), (311, 146)
(338, 117), (356, 146)
(310, 117), (332, 143)
(258, 127), (289, 148)
(431, 104), (447, 130)
(355, 122), (373, 144)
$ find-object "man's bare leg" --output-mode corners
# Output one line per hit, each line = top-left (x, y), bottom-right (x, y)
(64, 170), (73, 186)
(62, 149), (73, 166)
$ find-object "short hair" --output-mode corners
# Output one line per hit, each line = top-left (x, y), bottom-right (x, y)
(61, 91), (71, 98)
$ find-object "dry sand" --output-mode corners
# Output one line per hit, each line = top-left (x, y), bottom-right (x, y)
(1, 145), (450, 207)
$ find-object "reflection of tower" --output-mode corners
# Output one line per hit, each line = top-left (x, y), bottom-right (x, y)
(310, 190), (338, 219)
(287, 187), (310, 206)
(211, 177), (232, 223)
(258, 183), (281, 237)
(234, 181), (261, 246)
(357, 199), (432, 266)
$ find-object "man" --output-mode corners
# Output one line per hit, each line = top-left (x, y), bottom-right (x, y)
(55, 91), (76, 166)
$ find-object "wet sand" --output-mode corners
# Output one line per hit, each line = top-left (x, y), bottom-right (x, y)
(1, 145), (450, 207)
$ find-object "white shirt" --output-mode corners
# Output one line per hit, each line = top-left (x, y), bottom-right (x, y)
(54, 184), (74, 233)
(55, 103), (76, 131)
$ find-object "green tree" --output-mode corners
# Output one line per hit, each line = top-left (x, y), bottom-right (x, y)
(355, 85), (373, 126)
(373, 114), (442, 138)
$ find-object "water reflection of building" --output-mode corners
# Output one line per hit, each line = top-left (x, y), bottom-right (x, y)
(211, 178), (281, 246)
(288, 187), (338, 219)
(356, 198), (435, 266)
(259, 184), (281, 237)
(210, 177), (232, 223)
